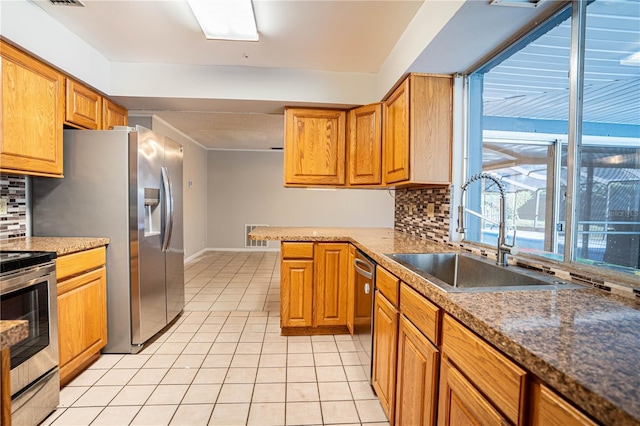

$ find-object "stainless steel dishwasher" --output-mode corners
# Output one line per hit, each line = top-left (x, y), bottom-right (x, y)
(353, 249), (376, 384)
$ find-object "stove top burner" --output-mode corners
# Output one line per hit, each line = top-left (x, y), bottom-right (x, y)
(0, 251), (57, 274)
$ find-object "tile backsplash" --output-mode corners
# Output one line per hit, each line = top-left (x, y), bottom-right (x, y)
(394, 185), (452, 244)
(0, 174), (27, 240)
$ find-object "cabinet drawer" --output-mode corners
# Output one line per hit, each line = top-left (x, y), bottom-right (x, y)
(442, 314), (527, 425)
(57, 247), (106, 282)
(531, 382), (597, 426)
(376, 266), (399, 307)
(282, 242), (314, 259)
(400, 282), (440, 346)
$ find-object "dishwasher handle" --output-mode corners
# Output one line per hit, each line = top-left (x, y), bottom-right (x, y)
(354, 258), (374, 280)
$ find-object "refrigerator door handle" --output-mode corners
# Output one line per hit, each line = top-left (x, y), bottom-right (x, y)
(161, 166), (175, 252)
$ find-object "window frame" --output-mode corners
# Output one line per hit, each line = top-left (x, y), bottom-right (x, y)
(462, 0), (640, 280)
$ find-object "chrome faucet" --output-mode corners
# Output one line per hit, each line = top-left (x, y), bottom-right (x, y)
(457, 172), (518, 267)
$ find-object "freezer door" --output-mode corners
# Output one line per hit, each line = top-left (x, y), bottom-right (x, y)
(131, 127), (169, 345)
(164, 137), (185, 322)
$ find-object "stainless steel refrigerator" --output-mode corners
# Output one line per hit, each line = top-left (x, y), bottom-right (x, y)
(33, 126), (184, 353)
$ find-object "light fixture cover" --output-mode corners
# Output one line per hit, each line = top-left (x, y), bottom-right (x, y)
(187, 0), (259, 41)
(620, 51), (640, 66)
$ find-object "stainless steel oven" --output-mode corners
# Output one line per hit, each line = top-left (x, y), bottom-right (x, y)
(0, 251), (60, 426)
(353, 249), (376, 384)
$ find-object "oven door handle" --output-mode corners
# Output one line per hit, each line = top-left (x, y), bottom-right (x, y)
(354, 258), (374, 280)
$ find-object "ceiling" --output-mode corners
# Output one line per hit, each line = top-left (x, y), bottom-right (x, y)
(28, 0), (566, 149)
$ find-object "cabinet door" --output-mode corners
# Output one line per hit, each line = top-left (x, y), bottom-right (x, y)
(348, 103), (382, 186)
(58, 267), (107, 384)
(531, 383), (597, 426)
(409, 75), (453, 184)
(438, 358), (508, 426)
(396, 315), (440, 426)
(383, 78), (410, 184)
(284, 108), (346, 186)
(281, 259), (314, 327)
(102, 98), (128, 130)
(315, 243), (349, 327)
(0, 41), (64, 177)
(372, 290), (399, 423)
(65, 78), (101, 129)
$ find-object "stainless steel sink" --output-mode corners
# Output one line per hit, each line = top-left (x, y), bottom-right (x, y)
(386, 252), (585, 293)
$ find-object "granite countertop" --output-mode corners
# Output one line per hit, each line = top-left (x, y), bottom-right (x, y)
(0, 236), (109, 256)
(0, 320), (29, 351)
(251, 226), (640, 426)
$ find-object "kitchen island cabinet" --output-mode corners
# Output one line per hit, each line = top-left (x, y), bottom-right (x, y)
(0, 40), (64, 178)
(0, 321), (28, 426)
(56, 246), (107, 386)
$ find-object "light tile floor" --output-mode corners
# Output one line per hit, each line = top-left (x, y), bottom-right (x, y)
(42, 251), (389, 426)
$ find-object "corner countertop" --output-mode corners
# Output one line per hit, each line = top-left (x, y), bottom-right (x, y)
(0, 236), (109, 256)
(0, 321), (28, 351)
(251, 226), (640, 426)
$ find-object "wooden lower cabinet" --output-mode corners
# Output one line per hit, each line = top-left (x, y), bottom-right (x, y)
(314, 243), (348, 326)
(531, 382), (598, 426)
(440, 314), (527, 425)
(438, 357), (508, 426)
(281, 259), (314, 328)
(372, 290), (399, 423)
(280, 242), (349, 333)
(395, 315), (440, 426)
(57, 247), (107, 386)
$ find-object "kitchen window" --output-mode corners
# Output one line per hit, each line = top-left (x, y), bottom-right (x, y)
(464, 0), (640, 276)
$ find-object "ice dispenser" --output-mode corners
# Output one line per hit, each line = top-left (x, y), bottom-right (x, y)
(144, 188), (161, 236)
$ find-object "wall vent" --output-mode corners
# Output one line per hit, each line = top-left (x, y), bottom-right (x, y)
(50, 0), (85, 6)
(245, 224), (268, 248)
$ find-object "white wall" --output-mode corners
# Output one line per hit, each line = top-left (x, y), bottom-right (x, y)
(207, 150), (395, 249)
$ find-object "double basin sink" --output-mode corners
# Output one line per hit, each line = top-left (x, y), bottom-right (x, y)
(386, 252), (585, 293)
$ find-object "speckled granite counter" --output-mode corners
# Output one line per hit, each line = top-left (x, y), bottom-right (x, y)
(0, 236), (109, 256)
(0, 321), (28, 351)
(251, 226), (640, 426)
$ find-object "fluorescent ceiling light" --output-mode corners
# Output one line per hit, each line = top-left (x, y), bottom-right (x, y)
(490, 0), (546, 7)
(620, 51), (640, 66)
(187, 0), (258, 42)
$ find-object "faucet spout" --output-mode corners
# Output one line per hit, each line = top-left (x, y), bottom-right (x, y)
(458, 173), (517, 267)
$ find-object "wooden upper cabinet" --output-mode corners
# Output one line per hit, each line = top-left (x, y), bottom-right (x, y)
(0, 40), (64, 177)
(65, 78), (101, 129)
(102, 98), (128, 130)
(383, 74), (453, 187)
(284, 108), (346, 186)
(348, 103), (382, 186)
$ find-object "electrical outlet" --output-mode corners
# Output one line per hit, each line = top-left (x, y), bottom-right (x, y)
(0, 198), (7, 215)
(427, 203), (435, 218)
